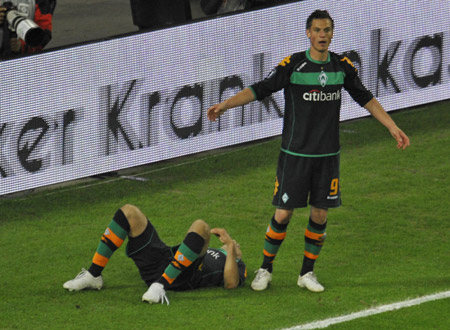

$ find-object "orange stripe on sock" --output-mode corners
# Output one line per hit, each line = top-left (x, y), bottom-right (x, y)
(304, 251), (319, 260)
(304, 229), (325, 241)
(174, 251), (193, 268)
(93, 252), (109, 267)
(263, 249), (276, 257)
(162, 273), (175, 285)
(104, 228), (124, 247)
(266, 226), (287, 240)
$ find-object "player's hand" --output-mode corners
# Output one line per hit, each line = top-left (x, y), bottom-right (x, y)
(389, 126), (410, 150)
(211, 228), (233, 245)
(0, 7), (6, 25)
(207, 103), (227, 122)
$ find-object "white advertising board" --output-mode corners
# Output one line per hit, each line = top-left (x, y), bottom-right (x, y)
(1, 0), (449, 195)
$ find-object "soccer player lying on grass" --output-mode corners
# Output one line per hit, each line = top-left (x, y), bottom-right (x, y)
(63, 204), (247, 305)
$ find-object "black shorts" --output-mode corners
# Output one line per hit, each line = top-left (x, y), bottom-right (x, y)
(272, 151), (341, 209)
(126, 220), (203, 290)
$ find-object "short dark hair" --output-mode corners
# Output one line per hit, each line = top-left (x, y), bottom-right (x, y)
(306, 10), (334, 30)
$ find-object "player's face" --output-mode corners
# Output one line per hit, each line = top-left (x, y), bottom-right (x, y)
(306, 18), (333, 54)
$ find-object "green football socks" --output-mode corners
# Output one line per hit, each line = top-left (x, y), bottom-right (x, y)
(261, 216), (288, 273)
(300, 217), (326, 276)
(88, 209), (130, 277)
(157, 232), (204, 288)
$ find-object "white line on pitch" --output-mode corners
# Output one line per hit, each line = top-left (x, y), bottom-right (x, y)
(281, 290), (450, 330)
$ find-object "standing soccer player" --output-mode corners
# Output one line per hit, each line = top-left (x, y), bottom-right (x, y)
(207, 10), (409, 292)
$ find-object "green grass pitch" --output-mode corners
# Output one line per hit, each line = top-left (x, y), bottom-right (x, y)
(0, 100), (449, 329)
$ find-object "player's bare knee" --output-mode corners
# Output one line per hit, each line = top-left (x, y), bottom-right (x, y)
(188, 220), (211, 255)
(310, 207), (328, 224)
(275, 208), (293, 224)
(189, 219), (210, 238)
(120, 204), (138, 220)
(120, 204), (147, 235)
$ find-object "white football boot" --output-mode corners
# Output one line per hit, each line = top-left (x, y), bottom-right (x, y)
(142, 282), (170, 305)
(297, 271), (324, 292)
(63, 268), (103, 291)
(251, 268), (272, 291)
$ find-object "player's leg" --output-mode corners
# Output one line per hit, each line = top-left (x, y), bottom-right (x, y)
(301, 206), (328, 275)
(298, 154), (340, 292)
(263, 208), (293, 272)
(297, 206), (327, 292)
(142, 219), (210, 304)
(252, 152), (310, 291)
(186, 219), (211, 257)
(63, 204), (146, 291)
(159, 219), (210, 285)
(251, 208), (292, 291)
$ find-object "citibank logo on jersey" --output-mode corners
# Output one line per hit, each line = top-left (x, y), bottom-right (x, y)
(303, 89), (341, 102)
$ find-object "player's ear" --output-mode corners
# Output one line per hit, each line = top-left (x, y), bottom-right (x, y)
(306, 29), (311, 39)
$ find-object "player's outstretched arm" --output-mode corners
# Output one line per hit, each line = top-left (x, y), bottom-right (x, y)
(211, 228), (240, 289)
(364, 98), (410, 150)
(207, 88), (255, 122)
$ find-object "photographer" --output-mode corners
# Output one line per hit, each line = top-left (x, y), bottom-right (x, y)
(199, 0), (293, 17)
(0, 0), (55, 58)
(200, 0), (247, 16)
(129, 0), (191, 31)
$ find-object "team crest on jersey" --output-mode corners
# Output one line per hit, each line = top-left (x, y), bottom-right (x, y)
(177, 254), (185, 262)
(318, 71), (328, 87)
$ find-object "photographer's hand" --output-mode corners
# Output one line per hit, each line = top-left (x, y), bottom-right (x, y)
(0, 7), (6, 25)
(10, 38), (22, 53)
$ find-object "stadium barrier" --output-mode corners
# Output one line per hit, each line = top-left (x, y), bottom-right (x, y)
(1, 0), (449, 195)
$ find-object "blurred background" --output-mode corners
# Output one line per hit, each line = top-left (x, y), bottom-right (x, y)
(49, 0), (241, 49)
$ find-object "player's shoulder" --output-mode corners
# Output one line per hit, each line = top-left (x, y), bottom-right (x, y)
(291, 51), (307, 61)
(330, 51), (358, 72)
(277, 51), (306, 67)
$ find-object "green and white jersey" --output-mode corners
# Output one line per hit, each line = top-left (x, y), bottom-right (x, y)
(249, 49), (373, 156)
